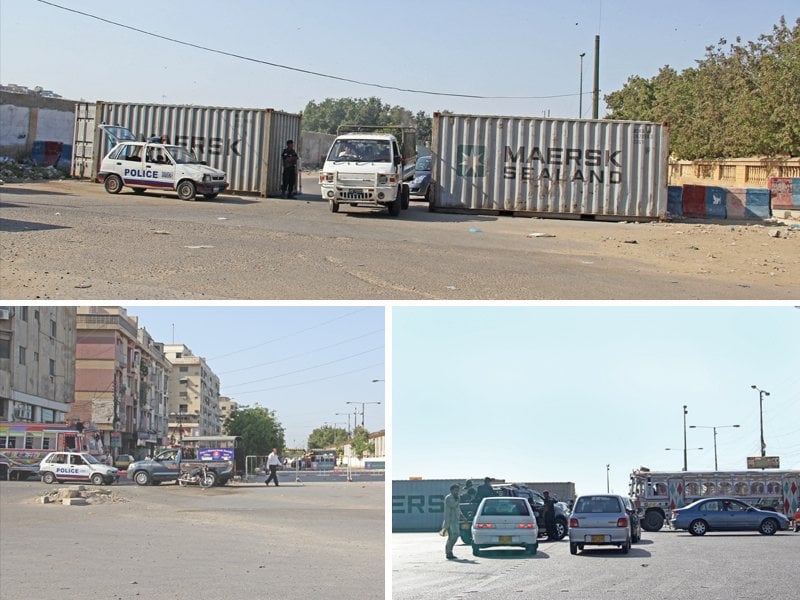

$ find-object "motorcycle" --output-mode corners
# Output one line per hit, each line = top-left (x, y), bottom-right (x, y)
(177, 464), (214, 489)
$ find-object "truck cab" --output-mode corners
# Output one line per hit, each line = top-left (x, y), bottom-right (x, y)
(320, 127), (416, 217)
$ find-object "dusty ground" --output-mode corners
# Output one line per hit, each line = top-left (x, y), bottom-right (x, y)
(1, 179), (798, 300)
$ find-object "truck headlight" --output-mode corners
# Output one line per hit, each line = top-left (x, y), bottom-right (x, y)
(320, 172), (334, 184)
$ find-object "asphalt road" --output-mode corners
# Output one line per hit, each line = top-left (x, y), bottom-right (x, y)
(3, 177), (796, 300)
(392, 529), (799, 600)
(0, 479), (384, 600)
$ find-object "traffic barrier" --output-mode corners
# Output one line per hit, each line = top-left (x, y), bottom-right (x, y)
(769, 177), (800, 210)
(667, 186), (683, 216)
(704, 186), (727, 219)
(682, 185), (707, 217)
(744, 188), (771, 218)
(725, 188), (747, 219)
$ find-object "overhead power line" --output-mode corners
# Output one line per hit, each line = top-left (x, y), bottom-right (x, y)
(234, 363), (384, 395)
(36, 0), (585, 100)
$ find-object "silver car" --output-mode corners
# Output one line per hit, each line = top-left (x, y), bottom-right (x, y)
(568, 494), (632, 555)
(471, 496), (539, 556)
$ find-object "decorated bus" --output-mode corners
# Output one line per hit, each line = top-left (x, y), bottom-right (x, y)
(0, 422), (106, 480)
(629, 467), (800, 531)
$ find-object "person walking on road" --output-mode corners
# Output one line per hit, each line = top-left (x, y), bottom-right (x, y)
(265, 448), (281, 486)
(443, 484), (464, 560)
(281, 140), (298, 198)
(542, 490), (557, 539)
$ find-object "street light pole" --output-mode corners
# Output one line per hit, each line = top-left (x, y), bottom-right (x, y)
(606, 464), (610, 493)
(335, 412), (352, 437)
(579, 52), (586, 119)
(682, 405), (688, 472)
(346, 401), (382, 429)
(751, 385), (770, 457)
(689, 424), (740, 470)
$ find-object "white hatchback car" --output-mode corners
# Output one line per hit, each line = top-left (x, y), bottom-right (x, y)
(98, 139), (228, 201)
(568, 494), (631, 555)
(471, 496), (539, 556)
(39, 452), (119, 485)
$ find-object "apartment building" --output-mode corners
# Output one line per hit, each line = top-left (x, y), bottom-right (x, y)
(0, 306), (77, 423)
(218, 396), (238, 433)
(163, 344), (221, 439)
(72, 307), (171, 457)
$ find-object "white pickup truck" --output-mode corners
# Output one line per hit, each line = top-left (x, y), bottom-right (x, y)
(320, 127), (416, 217)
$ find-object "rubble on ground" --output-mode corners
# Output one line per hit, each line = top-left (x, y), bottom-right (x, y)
(0, 156), (68, 184)
(37, 486), (128, 506)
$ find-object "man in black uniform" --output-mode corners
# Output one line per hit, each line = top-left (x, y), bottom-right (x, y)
(474, 477), (495, 504)
(281, 139), (298, 198)
(542, 490), (557, 539)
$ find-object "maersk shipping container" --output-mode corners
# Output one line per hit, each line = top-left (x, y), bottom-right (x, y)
(72, 101), (301, 196)
(392, 479), (577, 532)
(430, 113), (669, 220)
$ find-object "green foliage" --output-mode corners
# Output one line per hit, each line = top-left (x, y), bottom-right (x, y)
(302, 97), (440, 141)
(223, 406), (285, 458)
(307, 425), (349, 450)
(351, 426), (374, 460)
(604, 17), (800, 159)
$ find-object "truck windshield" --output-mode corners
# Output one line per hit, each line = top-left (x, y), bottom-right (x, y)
(166, 146), (202, 165)
(328, 139), (391, 163)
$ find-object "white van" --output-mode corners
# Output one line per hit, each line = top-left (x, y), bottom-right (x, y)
(39, 452), (120, 485)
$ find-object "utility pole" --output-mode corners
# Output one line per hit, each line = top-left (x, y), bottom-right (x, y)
(682, 405), (688, 471)
(606, 464), (610, 493)
(592, 35), (600, 119)
(579, 52), (586, 119)
(751, 385), (770, 457)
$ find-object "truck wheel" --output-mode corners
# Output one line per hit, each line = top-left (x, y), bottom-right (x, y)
(42, 471), (57, 484)
(133, 470), (152, 486)
(91, 473), (104, 486)
(401, 184), (410, 209)
(176, 180), (196, 201)
(104, 174), (123, 194)
(642, 511), (664, 532)
(388, 197), (401, 217)
(329, 198), (339, 213)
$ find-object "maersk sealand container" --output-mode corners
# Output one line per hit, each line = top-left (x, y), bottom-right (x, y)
(430, 113), (669, 220)
(72, 101), (301, 197)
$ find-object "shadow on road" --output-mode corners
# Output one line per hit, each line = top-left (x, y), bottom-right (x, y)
(0, 186), (74, 197)
(474, 548), (551, 560)
(574, 547), (652, 558)
(0, 218), (70, 232)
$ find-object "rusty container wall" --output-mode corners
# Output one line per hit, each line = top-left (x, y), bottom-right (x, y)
(87, 102), (300, 196)
(431, 113), (669, 219)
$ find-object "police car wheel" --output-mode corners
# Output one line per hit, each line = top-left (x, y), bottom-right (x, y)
(42, 471), (57, 484)
(104, 175), (122, 194)
(177, 180), (196, 201)
(91, 473), (104, 486)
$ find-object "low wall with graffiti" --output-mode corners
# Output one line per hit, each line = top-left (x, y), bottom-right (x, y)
(667, 178), (800, 219)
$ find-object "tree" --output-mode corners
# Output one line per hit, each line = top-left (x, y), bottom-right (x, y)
(223, 406), (285, 459)
(307, 425), (348, 449)
(350, 426), (374, 460)
(604, 17), (800, 159)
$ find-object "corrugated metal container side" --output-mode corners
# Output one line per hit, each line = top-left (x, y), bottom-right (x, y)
(80, 102), (300, 196)
(71, 102), (96, 179)
(430, 113), (669, 220)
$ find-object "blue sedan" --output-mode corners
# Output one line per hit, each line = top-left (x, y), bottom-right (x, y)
(670, 497), (790, 536)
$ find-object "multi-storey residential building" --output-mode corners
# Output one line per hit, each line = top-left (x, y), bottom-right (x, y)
(163, 344), (220, 439)
(218, 396), (238, 433)
(0, 306), (77, 423)
(72, 307), (170, 457)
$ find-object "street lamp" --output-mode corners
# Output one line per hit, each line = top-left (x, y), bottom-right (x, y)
(689, 424), (740, 470)
(579, 52), (586, 118)
(682, 405), (688, 472)
(346, 401), (382, 429)
(666, 447), (703, 470)
(606, 464), (610, 493)
(751, 385), (770, 457)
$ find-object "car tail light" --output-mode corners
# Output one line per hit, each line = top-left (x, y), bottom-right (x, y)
(617, 517), (629, 527)
(569, 518), (579, 528)
(476, 523), (494, 529)
(518, 523), (534, 529)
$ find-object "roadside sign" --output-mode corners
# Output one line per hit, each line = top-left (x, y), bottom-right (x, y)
(747, 456), (780, 469)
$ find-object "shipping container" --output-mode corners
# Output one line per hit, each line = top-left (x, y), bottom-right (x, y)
(392, 479), (576, 532)
(430, 113), (669, 220)
(71, 101), (301, 196)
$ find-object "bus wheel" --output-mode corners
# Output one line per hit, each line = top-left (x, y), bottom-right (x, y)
(642, 511), (664, 532)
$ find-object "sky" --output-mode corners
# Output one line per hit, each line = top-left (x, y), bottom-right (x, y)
(123, 305), (385, 448)
(392, 305), (800, 497)
(2, 0), (798, 119)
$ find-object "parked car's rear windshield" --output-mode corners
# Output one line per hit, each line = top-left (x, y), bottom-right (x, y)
(574, 496), (621, 513)
(480, 498), (530, 516)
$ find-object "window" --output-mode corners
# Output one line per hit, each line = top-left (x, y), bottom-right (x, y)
(751, 482), (765, 494)
(685, 482), (700, 496)
(50, 319), (57, 337)
(34, 310), (39, 321)
(25, 435), (34, 449)
(179, 366), (188, 372)
(42, 437), (51, 450)
(49, 359), (56, 376)
(0, 436), (6, 449)
(34, 351), (39, 362)
(21, 307), (28, 321)
(18, 346), (26, 365)
(0, 338), (10, 359)
(734, 482), (748, 495)
(179, 392), (188, 397)
(702, 500), (723, 512)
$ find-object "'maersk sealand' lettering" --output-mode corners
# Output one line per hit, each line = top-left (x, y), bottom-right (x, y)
(503, 146), (623, 183)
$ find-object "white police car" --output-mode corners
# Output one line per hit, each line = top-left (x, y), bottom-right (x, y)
(97, 129), (228, 201)
(38, 452), (120, 485)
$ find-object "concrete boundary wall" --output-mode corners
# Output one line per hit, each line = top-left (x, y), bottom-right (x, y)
(0, 92), (76, 167)
(669, 157), (800, 188)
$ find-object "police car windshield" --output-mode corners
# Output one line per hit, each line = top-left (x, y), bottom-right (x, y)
(166, 146), (202, 165)
(83, 453), (100, 464)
